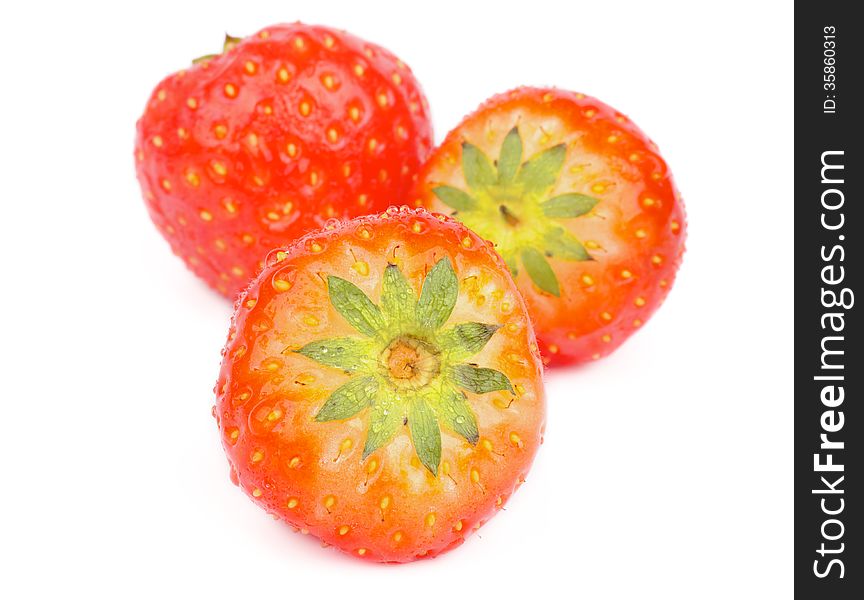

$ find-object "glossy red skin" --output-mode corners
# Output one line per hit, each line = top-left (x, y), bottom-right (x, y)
(135, 24), (433, 298)
(415, 88), (687, 366)
(214, 208), (546, 562)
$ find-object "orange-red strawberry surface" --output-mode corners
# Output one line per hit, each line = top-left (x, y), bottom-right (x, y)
(135, 24), (433, 297)
(415, 88), (686, 366)
(214, 207), (546, 562)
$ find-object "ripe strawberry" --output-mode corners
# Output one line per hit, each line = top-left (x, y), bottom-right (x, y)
(214, 207), (545, 562)
(135, 24), (433, 297)
(414, 87), (686, 366)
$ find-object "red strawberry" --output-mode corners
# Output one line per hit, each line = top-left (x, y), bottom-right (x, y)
(214, 207), (545, 562)
(135, 24), (433, 297)
(414, 87), (686, 366)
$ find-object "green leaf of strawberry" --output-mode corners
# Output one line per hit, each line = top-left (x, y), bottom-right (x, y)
(416, 258), (458, 331)
(363, 389), (404, 459)
(381, 263), (417, 325)
(433, 387), (480, 445)
(462, 142), (497, 189)
(452, 364), (514, 394)
(516, 143), (566, 194)
(541, 193), (599, 218)
(328, 276), (386, 339)
(439, 322), (501, 359)
(408, 397), (441, 475)
(497, 127), (523, 183)
(432, 185), (478, 212)
(192, 34), (245, 65)
(295, 337), (375, 372)
(544, 228), (592, 262)
(521, 247), (561, 296)
(315, 376), (378, 421)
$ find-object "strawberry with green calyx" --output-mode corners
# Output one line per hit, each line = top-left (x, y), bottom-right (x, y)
(214, 207), (545, 562)
(416, 87), (686, 366)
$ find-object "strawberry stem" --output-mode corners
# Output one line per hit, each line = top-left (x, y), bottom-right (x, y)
(499, 204), (520, 226)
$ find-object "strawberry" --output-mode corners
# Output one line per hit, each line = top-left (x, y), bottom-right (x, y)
(135, 24), (433, 298)
(214, 207), (545, 562)
(414, 88), (686, 366)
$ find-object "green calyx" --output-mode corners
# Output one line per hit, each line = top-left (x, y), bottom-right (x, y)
(293, 258), (512, 476)
(432, 127), (598, 297)
(192, 33), (243, 65)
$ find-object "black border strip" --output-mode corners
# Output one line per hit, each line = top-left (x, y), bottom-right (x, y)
(794, 2), (862, 596)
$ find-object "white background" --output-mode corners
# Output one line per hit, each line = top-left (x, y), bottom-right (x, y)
(0, 1), (793, 597)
